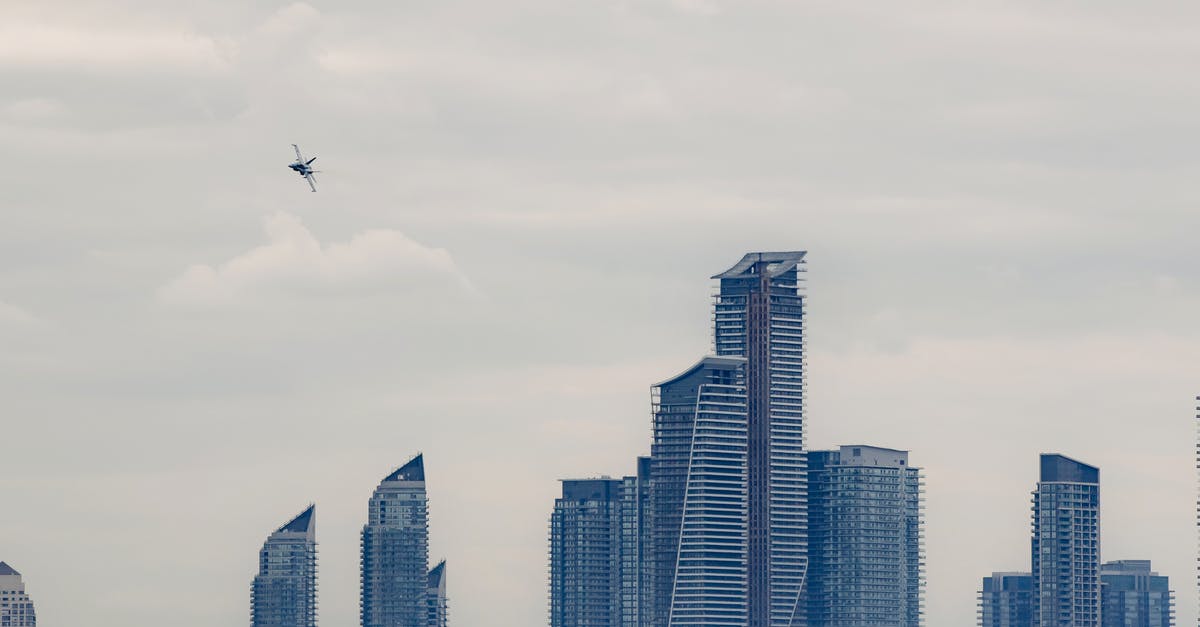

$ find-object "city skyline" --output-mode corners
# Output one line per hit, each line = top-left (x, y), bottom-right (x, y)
(4, 2), (1200, 626)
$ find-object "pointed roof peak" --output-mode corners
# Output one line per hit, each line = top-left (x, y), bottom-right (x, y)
(384, 453), (425, 482)
(428, 559), (446, 588)
(0, 562), (19, 576)
(277, 504), (316, 535)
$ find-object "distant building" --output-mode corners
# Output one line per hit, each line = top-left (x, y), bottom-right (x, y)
(361, 454), (447, 627)
(1100, 560), (1173, 627)
(547, 457), (652, 627)
(0, 562), (35, 627)
(251, 505), (317, 627)
(979, 572), (1034, 627)
(1032, 454), (1101, 627)
(619, 457), (652, 626)
(649, 355), (745, 626)
(807, 445), (923, 626)
(426, 560), (448, 627)
(250, 506), (317, 627)
(549, 477), (623, 626)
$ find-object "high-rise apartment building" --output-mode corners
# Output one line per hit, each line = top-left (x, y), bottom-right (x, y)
(548, 463), (651, 627)
(620, 457), (653, 626)
(1032, 454), (1101, 627)
(645, 251), (808, 626)
(0, 563), (35, 627)
(807, 446), (923, 626)
(361, 454), (446, 627)
(426, 560), (448, 627)
(979, 572), (1034, 627)
(713, 252), (808, 627)
(1100, 560), (1173, 627)
(650, 355), (746, 626)
(549, 478), (624, 626)
(251, 505), (318, 627)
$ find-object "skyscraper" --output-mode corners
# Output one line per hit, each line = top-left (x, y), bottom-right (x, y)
(0, 562), (35, 627)
(251, 505), (318, 627)
(650, 355), (747, 626)
(979, 572), (1034, 627)
(712, 252), (808, 627)
(361, 454), (441, 627)
(426, 560), (448, 627)
(1099, 560), (1173, 627)
(547, 461), (652, 627)
(620, 457), (653, 627)
(1032, 454), (1101, 627)
(647, 251), (808, 626)
(806, 445), (923, 626)
(549, 478), (624, 626)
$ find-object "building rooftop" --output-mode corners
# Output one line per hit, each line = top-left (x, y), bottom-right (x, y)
(652, 355), (746, 388)
(277, 504), (316, 535)
(712, 251), (806, 280)
(384, 454), (425, 482)
(1040, 453), (1099, 484)
(428, 560), (446, 589)
(0, 562), (18, 576)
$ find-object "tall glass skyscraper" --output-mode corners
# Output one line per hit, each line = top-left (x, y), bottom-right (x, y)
(0, 562), (36, 627)
(361, 454), (443, 627)
(646, 252), (808, 627)
(712, 252), (808, 627)
(807, 446), (923, 626)
(979, 572), (1034, 627)
(251, 505), (317, 627)
(1032, 454), (1100, 627)
(1099, 560), (1173, 627)
(650, 355), (747, 626)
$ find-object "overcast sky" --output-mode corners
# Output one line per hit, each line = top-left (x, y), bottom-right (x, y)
(3, 1), (1200, 625)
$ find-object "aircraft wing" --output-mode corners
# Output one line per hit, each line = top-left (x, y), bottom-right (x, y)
(293, 144), (305, 162)
(305, 171), (317, 192)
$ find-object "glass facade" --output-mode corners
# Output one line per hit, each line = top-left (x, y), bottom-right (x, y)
(548, 464), (651, 627)
(1032, 454), (1100, 627)
(1099, 560), (1173, 627)
(807, 446), (923, 627)
(0, 563), (35, 627)
(712, 252), (808, 627)
(426, 560), (448, 627)
(360, 454), (446, 627)
(553, 251), (836, 627)
(251, 506), (318, 627)
(979, 572), (1034, 627)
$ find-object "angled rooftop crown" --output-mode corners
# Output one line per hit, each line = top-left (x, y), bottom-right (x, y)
(1040, 453), (1099, 483)
(428, 560), (446, 588)
(712, 251), (806, 279)
(0, 562), (18, 576)
(277, 504), (316, 535)
(384, 453), (425, 482)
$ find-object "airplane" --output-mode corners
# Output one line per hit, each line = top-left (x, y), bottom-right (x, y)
(288, 144), (318, 192)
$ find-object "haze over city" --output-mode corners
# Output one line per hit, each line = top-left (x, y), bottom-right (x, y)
(3, 1), (1200, 626)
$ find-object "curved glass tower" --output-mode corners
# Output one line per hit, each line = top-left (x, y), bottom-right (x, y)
(250, 505), (317, 627)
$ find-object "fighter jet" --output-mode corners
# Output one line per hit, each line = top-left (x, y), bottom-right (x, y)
(288, 144), (318, 192)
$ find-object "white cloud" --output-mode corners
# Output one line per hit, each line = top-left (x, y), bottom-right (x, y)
(0, 20), (229, 73)
(158, 212), (472, 306)
(0, 301), (38, 325)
